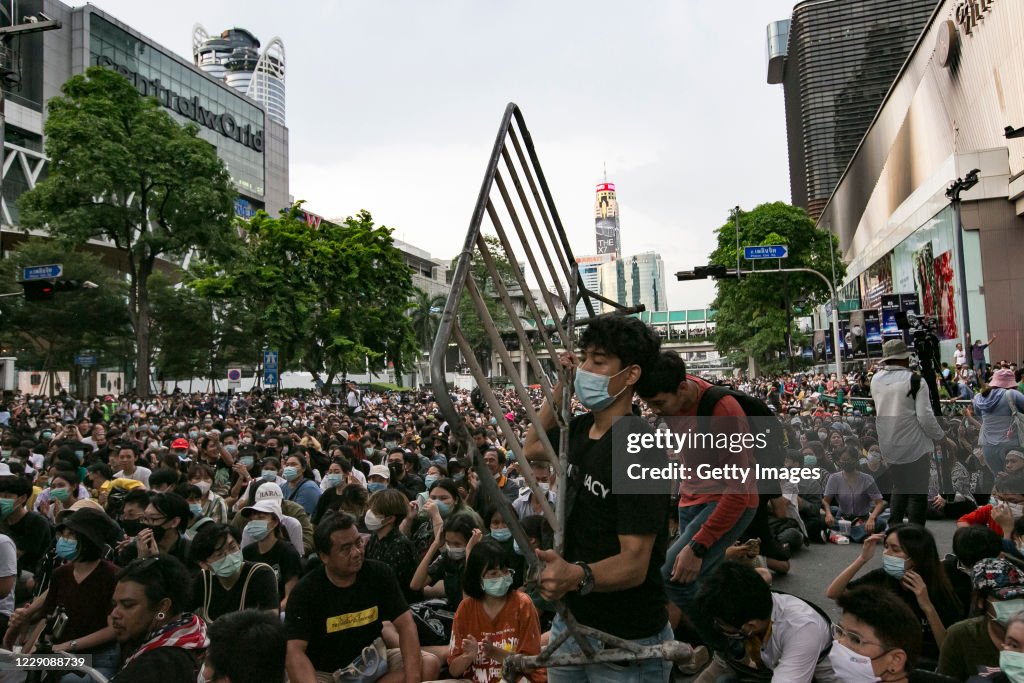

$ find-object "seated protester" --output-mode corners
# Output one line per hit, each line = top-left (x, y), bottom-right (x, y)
(113, 442), (152, 489)
(938, 557), (1024, 681)
(467, 447), (519, 509)
(197, 435), (234, 498)
(944, 527), (1005, 621)
(284, 512), (440, 682)
(928, 447), (978, 520)
(411, 512), (480, 610)
(201, 608), (287, 683)
(402, 477), (481, 560)
(240, 496), (302, 612)
(186, 463), (228, 524)
(822, 446), (886, 544)
(231, 457), (283, 514)
(831, 586), (945, 683)
(29, 499), (121, 601)
(695, 561), (835, 682)
(828, 524), (963, 666)
(482, 507), (525, 590)
(1005, 450), (1024, 476)
(958, 472), (1024, 541)
(385, 448), (423, 501)
(223, 443), (259, 510)
(108, 555), (208, 683)
(147, 467), (182, 494)
(36, 468), (86, 525)
(448, 538), (543, 683)
(313, 457), (358, 524)
(966, 611), (1024, 683)
(118, 492), (194, 571)
(513, 515), (557, 630)
(782, 450), (827, 542)
(0, 530), (14, 634)
(86, 462), (143, 508)
(511, 461), (557, 520)
(177, 483), (215, 541)
(189, 523), (278, 622)
(0, 474), (52, 600)
(364, 488), (421, 605)
(314, 479), (368, 527)
(233, 482), (310, 558)
(280, 453), (321, 517)
(5, 509), (122, 680)
(115, 489), (151, 540)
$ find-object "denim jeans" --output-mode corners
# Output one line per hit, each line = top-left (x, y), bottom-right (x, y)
(662, 502), (757, 614)
(546, 615), (673, 683)
(57, 642), (120, 683)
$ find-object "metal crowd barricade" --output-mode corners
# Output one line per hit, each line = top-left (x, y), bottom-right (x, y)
(429, 103), (691, 677)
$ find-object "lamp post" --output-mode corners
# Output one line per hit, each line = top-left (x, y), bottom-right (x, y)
(946, 168), (980, 365)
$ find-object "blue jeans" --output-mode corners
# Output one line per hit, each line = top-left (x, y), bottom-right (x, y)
(57, 642), (119, 682)
(546, 615), (673, 683)
(983, 442), (1015, 476)
(663, 502), (757, 614)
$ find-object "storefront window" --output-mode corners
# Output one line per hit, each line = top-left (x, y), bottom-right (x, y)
(892, 206), (959, 341)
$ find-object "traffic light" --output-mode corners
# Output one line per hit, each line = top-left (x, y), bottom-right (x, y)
(676, 265), (734, 281)
(20, 280), (85, 302)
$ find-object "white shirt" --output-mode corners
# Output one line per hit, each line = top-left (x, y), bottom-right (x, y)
(114, 465), (152, 489)
(512, 487), (557, 520)
(759, 593), (838, 683)
(954, 347), (967, 366)
(869, 365), (945, 465)
(0, 534), (17, 617)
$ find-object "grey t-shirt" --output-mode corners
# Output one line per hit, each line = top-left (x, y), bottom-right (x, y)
(0, 533), (18, 616)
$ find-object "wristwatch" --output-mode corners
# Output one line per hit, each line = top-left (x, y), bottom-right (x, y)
(687, 540), (708, 558)
(574, 561), (595, 596)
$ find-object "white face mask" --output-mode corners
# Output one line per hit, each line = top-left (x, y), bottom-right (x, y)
(827, 640), (880, 683)
(364, 509), (385, 532)
(194, 481), (211, 495)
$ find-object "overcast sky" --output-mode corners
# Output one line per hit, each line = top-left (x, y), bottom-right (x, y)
(68, 0), (798, 310)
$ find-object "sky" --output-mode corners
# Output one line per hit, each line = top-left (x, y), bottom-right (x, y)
(67, 0), (799, 311)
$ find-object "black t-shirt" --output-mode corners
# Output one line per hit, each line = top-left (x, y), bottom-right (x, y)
(313, 487), (344, 526)
(848, 568), (962, 661)
(111, 646), (199, 683)
(547, 412), (669, 639)
(286, 559), (409, 672)
(365, 528), (421, 604)
(192, 561), (278, 621)
(2, 510), (52, 575)
(426, 553), (466, 610)
(243, 539), (302, 599)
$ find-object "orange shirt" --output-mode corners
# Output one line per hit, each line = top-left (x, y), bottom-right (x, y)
(448, 590), (545, 683)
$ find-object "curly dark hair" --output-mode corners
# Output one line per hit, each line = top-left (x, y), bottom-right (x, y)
(579, 314), (661, 376)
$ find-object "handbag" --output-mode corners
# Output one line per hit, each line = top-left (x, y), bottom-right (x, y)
(197, 562), (273, 623)
(322, 636), (389, 683)
(1005, 391), (1024, 447)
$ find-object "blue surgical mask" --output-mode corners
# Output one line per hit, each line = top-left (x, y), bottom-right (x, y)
(189, 503), (203, 518)
(573, 367), (631, 411)
(882, 553), (906, 579)
(245, 520), (271, 542)
(513, 539), (523, 555)
(992, 598), (1024, 626)
(325, 473), (343, 488)
(491, 528), (512, 542)
(261, 470), (277, 482)
(424, 475), (439, 489)
(482, 573), (513, 597)
(368, 482), (387, 493)
(282, 466), (299, 482)
(1000, 650), (1024, 679)
(55, 538), (78, 561)
(210, 550), (243, 578)
(435, 500), (451, 517)
(240, 456), (254, 468)
(803, 455), (817, 467)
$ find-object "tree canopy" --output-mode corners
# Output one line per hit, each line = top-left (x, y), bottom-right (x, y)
(709, 202), (845, 374)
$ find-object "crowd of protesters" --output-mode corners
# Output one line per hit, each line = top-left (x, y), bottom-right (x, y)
(0, 314), (1022, 682)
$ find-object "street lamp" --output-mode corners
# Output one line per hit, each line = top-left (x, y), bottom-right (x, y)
(946, 167), (980, 362)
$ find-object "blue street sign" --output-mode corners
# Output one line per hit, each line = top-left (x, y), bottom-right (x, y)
(75, 354), (97, 367)
(22, 264), (63, 281)
(743, 245), (789, 260)
(263, 350), (279, 370)
(263, 368), (278, 386)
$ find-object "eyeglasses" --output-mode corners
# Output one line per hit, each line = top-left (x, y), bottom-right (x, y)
(207, 539), (240, 563)
(831, 623), (883, 649)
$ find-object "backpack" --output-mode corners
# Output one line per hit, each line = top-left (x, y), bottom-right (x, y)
(696, 385), (786, 472)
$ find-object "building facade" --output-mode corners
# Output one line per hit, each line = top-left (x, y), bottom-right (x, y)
(817, 0), (1024, 365)
(573, 253), (613, 318)
(598, 251), (668, 313)
(1, 0), (290, 254)
(193, 25), (286, 127)
(391, 238), (451, 301)
(767, 0), (936, 220)
(594, 181), (621, 257)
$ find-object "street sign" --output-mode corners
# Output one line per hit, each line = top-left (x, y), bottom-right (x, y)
(743, 245), (789, 260)
(263, 350), (278, 370)
(22, 264), (63, 281)
(75, 353), (96, 367)
(227, 368), (242, 382)
(263, 368), (278, 386)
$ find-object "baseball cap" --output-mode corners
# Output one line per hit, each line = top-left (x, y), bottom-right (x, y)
(972, 557), (1024, 599)
(369, 464), (390, 481)
(241, 484), (284, 520)
(171, 438), (189, 450)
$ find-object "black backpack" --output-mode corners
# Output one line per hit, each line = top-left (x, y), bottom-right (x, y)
(695, 385), (787, 473)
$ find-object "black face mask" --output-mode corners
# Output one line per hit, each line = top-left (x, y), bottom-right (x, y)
(146, 523), (168, 542)
(120, 519), (144, 537)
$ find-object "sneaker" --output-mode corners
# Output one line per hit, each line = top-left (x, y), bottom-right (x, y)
(835, 534), (851, 545)
(821, 529), (833, 544)
(676, 645), (710, 675)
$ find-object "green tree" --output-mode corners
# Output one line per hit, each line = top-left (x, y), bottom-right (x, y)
(194, 205), (417, 388)
(18, 66), (237, 396)
(149, 273), (217, 386)
(0, 238), (131, 393)
(409, 289), (448, 351)
(709, 202), (845, 374)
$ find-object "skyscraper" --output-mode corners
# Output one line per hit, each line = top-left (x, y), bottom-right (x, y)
(598, 252), (667, 313)
(595, 179), (621, 258)
(574, 254), (614, 318)
(766, 1), (935, 220)
(193, 25), (286, 126)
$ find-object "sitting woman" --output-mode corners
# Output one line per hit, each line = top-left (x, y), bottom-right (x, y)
(821, 446), (886, 543)
(109, 555), (208, 682)
(402, 477), (480, 558)
(827, 523), (963, 667)
(189, 523), (279, 622)
(364, 488), (421, 604)
(240, 500), (302, 612)
(966, 608), (1024, 682)
(448, 538), (543, 683)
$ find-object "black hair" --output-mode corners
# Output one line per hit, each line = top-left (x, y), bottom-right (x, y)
(116, 442), (139, 456)
(148, 468), (181, 490)
(579, 314), (661, 380)
(121, 489), (151, 512)
(0, 475), (31, 499)
(695, 561), (773, 628)
(994, 471), (1024, 495)
(442, 512), (480, 542)
(64, 530), (104, 562)
(429, 477), (462, 509)
(149, 492), (190, 533)
(206, 609), (287, 683)
(953, 526), (1003, 566)
(176, 483), (202, 502)
(51, 468), (80, 489)
(314, 512), (358, 556)
(636, 350), (687, 399)
(837, 586), (921, 668)
(190, 523), (241, 564)
(463, 537), (511, 600)
(885, 524), (960, 614)
(116, 554), (193, 615)
(86, 462), (113, 481)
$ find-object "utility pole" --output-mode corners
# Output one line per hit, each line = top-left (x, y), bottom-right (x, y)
(947, 169), (980, 364)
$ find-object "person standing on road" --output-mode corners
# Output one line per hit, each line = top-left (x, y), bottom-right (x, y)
(972, 368), (1024, 476)
(870, 340), (945, 526)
